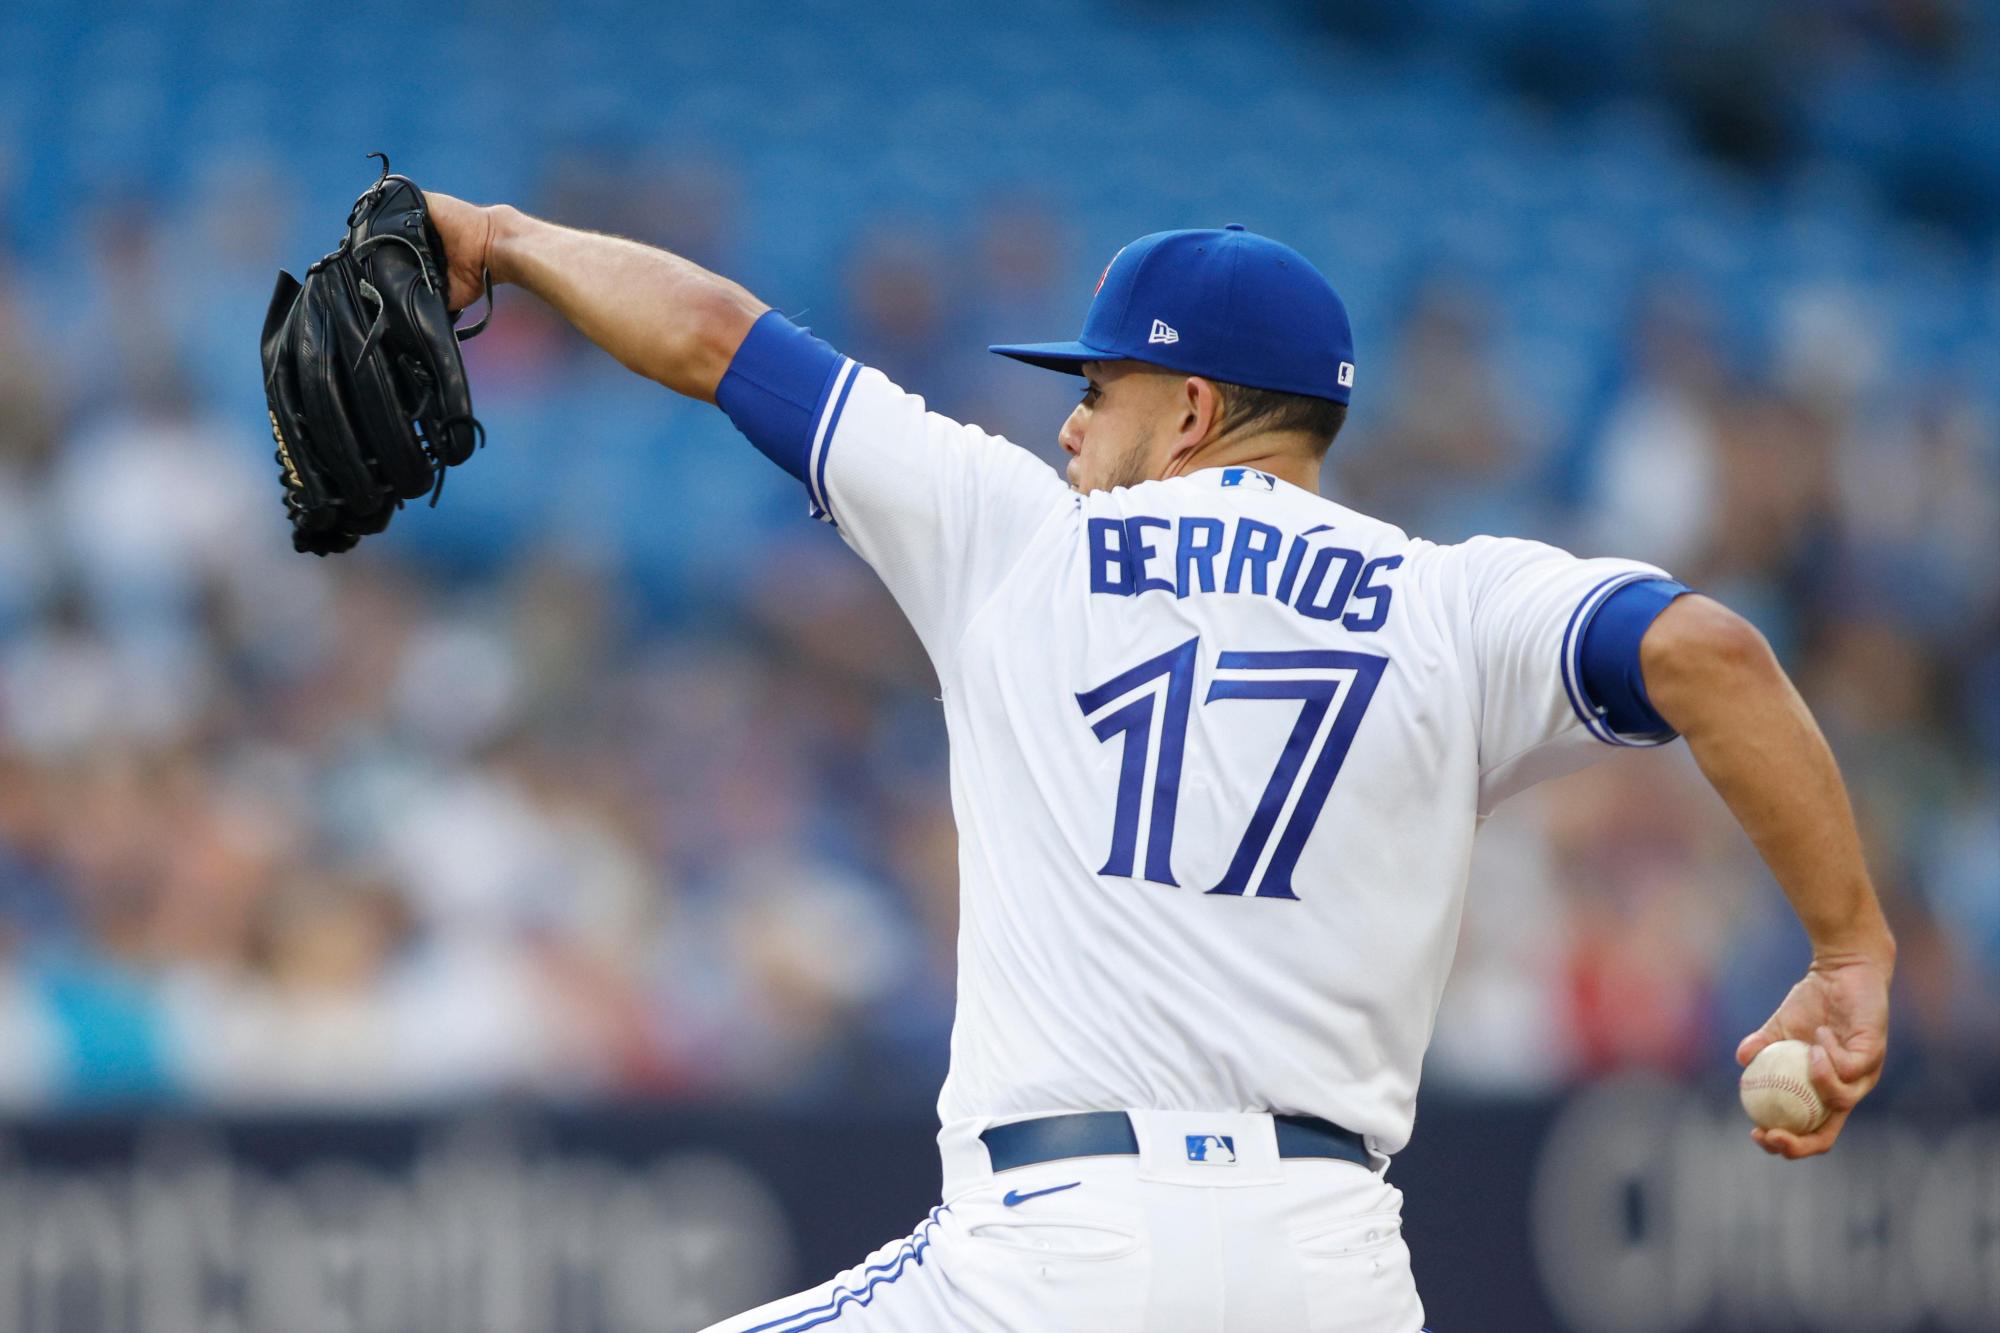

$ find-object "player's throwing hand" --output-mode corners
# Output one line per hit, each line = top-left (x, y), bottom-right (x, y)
(1736, 947), (1892, 1159)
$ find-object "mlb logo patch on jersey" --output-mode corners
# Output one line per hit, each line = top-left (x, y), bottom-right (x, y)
(1185, 1134), (1237, 1164)
(1220, 467), (1276, 491)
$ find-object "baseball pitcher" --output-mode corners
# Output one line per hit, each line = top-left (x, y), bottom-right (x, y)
(413, 197), (1894, 1332)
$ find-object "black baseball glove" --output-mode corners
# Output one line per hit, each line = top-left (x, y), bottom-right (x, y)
(259, 154), (493, 555)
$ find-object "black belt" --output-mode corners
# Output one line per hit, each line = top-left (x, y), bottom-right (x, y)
(980, 1111), (1371, 1173)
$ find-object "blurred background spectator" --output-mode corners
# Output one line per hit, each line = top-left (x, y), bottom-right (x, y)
(0, 0), (1993, 1122)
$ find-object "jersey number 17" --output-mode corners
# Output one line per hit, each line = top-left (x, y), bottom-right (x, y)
(1075, 638), (1388, 901)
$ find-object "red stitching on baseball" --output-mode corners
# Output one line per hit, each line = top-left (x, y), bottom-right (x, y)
(1743, 1073), (1823, 1120)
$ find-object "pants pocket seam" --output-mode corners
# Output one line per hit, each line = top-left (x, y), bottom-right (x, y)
(966, 1219), (1144, 1263)
(1290, 1209), (1406, 1258)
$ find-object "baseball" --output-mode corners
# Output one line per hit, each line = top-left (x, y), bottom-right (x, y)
(1739, 1039), (1829, 1133)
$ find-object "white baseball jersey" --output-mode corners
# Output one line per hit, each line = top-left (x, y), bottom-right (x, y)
(728, 335), (1672, 1159)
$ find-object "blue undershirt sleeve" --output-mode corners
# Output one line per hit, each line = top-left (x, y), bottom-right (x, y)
(714, 310), (846, 484)
(1576, 577), (1692, 739)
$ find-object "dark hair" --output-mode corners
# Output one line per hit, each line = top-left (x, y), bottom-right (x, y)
(1212, 381), (1348, 454)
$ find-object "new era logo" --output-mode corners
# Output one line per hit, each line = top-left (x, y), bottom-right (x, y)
(1337, 361), (1355, 388)
(1148, 319), (1180, 345)
(1185, 1134), (1237, 1164)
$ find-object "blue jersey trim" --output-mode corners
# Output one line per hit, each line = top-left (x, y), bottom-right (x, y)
(809, 359), (861, 527)
(1560, 574), (1688, 747)
(742, 1207), (948, 1332)
(716, 310), (846, 491)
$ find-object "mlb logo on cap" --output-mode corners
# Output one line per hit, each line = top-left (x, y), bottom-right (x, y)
(990, 224), (1356, 405)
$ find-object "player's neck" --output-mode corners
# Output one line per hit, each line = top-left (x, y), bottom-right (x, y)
(1162, 434), (1322, 493)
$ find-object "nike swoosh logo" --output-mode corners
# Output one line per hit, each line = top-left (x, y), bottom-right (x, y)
(1002, 1181), (1082, 1207)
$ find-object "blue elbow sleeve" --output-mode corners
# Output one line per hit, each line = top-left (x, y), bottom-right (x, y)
(715, 310), (846, 484)
(1577, 578), (1692, 739)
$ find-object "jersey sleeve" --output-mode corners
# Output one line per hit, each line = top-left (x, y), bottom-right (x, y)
(1443, 535), (1685, 813)
(716, 310), (1071, 664)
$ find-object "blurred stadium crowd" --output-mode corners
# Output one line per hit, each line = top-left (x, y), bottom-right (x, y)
(0, 0), (1994, 1114)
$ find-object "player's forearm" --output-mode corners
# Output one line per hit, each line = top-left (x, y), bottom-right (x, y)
(485, 206), (766, 402)
(1640, 595), (1894, 964)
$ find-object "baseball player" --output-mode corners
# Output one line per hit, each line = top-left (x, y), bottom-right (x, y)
(419, 197), (1894, 1331)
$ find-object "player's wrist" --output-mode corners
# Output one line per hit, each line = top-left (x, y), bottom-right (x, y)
(1808, 917), (1896, 973)
(482, 204), (531, 287)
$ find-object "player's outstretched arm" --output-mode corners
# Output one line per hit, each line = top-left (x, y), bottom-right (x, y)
(423, 192), (768, 403)
(1639, 594), (1894, 1160)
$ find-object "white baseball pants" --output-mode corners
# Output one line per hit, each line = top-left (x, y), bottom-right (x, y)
(698, 1109), (1427, 1333)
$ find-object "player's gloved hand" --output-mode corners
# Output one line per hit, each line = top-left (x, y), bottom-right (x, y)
(1735, 944), (1892, 1159)
(260, 155), (493, 554)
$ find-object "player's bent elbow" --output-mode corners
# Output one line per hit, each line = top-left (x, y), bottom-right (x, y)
(1639, 594), (1779, 725)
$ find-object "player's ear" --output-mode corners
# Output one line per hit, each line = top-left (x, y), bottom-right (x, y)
(1176, 376), (1220, 449)
(1161, 374), (1220, 480)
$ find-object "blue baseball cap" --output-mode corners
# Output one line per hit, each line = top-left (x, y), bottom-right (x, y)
(989, 225), (1355, 404)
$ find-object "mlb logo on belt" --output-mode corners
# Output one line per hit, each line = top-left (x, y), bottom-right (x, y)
(1185, 1134), (1237, 1164)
